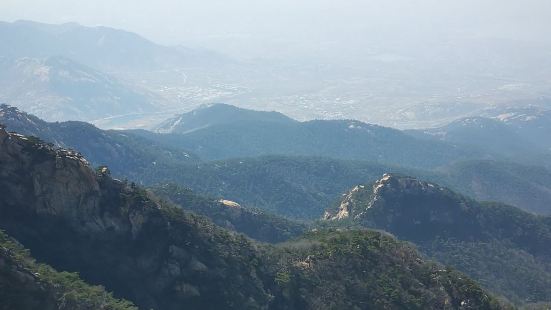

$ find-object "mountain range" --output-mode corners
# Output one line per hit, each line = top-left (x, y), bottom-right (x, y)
(2, 100), (550, 307)
(0, 20), (227, 72)
(0, 20), (235, 127)
(2, 103), (551, 218)
(4, 19), (551, 130)
(0, 56), (157, 122)
(2, 110), (550, 307)
(409, 107), (551, 168)
(0, 126), (506, 309)
(141, 103), (483, 169)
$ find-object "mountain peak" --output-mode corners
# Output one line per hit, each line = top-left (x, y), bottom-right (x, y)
(0, 104), (46, 128)
(155, 103), (295, 134)
(325, 173), (520, 244)
(325, 174), (447, 221)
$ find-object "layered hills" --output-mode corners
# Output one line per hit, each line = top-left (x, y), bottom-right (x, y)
(0, 126), (507, 309)
(0, 20), (232, 127)
(2, 104), (551, 218)
(0, 103), (196, 177)
(145, 104), (478, 169)
(409, 107), (551, 168)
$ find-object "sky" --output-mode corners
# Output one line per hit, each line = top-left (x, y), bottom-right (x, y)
(1, 0), (551, 60)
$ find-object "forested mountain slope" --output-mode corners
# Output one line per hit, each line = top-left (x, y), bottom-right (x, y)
(0, 230), (137, 310)
(0, 127), (507, 309)
(325, 174), (551, 304)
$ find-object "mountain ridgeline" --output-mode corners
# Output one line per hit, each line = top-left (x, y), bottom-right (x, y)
(0, 20), (226, 72)
(324, 174), (551, 304)
(409, 108), (551, 168)
(0, 104), (197, 177)
(2, 104), (551, 219)
(0, 20), (231, 126)
(155, 103), (295, 134)
(144, 104), (480, 169)
(0, 56), (156, 122)
(0, 125), (508, 309)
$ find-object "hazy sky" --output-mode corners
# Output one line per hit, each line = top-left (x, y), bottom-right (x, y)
(1, 0), (551, 59)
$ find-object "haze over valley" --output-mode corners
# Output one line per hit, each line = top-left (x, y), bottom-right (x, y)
(2, 0), (551, 129)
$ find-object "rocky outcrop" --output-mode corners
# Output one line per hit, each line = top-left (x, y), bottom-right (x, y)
(325, 173), (463, 226)
(325, 173), (551, 304)
(0, 127), (149, 235)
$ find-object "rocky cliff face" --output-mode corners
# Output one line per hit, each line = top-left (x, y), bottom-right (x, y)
(0, 127), (272, 309)
(0, 127), (149, 235)
(325, 173), (481, 241)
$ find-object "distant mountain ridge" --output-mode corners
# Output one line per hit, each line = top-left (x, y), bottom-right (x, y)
(0, 20), (228, 72)
(155, 103), (295, 134)
(147, 103), (483, 169)
(0, 20), (235, 127)
(492, 107), (551, 150)
(434, 160), (551, 215)
(0, 56), (157, 122)
(409, 107), (551, 167)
